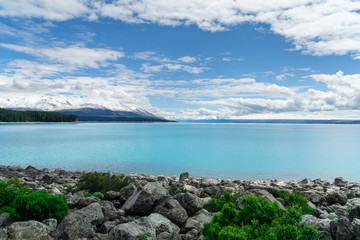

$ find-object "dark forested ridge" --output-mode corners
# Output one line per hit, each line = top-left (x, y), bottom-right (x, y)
(0, 108), (77, 122)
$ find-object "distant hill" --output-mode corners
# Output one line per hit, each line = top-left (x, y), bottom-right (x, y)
(0, 108), (77, 122)
(182, 119), (360, 124)
(57, 108), (174, 122)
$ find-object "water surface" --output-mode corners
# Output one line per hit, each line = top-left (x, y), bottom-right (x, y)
(1, 123), (359, 181)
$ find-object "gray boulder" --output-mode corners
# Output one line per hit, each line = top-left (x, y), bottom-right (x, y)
(7, 220), (52, 240)
(334, 177), (348, 187)
(108, 216), (156, 240)
(0, 213), (12, 227)
(330, 217), (354, 240)
(302, 190), (325, 205)
(352, 218), (360, 240)
(108, 213), (180, 240)
(0, 227), (6, 239)
(99, 200), (124, 221)
(154, 196), (188, 226)
(121, 182), (167, 216)
(119, 183), (137, 204)
(65, 195), (82, 208)
(78, 196), (100, 208)
(100, 220), (119, 234)
(175, 193), (204, 216)
(180, 172), (190, 181)
(184, 209), (212, 233)
(42, 218), (57, 233)
(104, 191), (122, 201)
(326, 191), (347, 206)
(121, 190), (157, 216)
(349, 205), (360, 221)
(55, 202), (104, 240)
(203, 186), (222, 197)
(300, 214), (331, 232)
(147, 213), (180, 237)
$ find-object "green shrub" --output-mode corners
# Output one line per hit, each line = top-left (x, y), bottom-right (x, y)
(84, 193), (92, 198)
(0, 177), (33, 214)
(84, 192), (104, 199)
(203, 193), (320, 240)
(76, 172), (129, 193)
(10, 191), (68, 222)
(93, 192), (104, 199)
(205, 191), (240, 212)
(273, 189), (313, 215)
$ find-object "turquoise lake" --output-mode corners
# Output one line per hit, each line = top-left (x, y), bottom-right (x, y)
(0, 123), (359, 181)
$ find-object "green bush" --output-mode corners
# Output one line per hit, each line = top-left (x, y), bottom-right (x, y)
(203, 193), (320, 240)
(205, 191), (240, 212)
(273, 189), (313, 215)
(84, 192), (104, 199)
(76, 172), (129, 193)
(0, 177), (33, 214)
(10, 191), (68, 222)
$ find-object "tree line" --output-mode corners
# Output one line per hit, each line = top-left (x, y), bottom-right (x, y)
(0, 108), (77, 122)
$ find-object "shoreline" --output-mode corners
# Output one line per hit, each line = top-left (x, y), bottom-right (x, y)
(1, 164), (360, 239)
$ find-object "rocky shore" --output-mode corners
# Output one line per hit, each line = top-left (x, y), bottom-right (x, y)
(1, 165), (360, 240)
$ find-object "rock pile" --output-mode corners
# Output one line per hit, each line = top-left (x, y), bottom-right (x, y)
(1, 165), (360, 239)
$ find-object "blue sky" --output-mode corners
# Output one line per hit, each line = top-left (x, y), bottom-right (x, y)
(0, 0), (360, 120)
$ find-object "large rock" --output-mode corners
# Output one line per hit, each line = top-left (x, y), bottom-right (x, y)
(0, 227), (6, 239)
(154, 196), (188, 226)
(0, 213), (12, 227)
(119, 183), (137, 203)
(7, 220), (52, 240)
(108, 216), (156, 240)
(180, 172), (190, 181)
(104, 190), (122, 201)
(352, 218), (360, 240)
(349, 206), (360, 221)
(42, 219), (57, 233)
(108, 213), (180, 240)
(175, 193), (203, 216)
(334, 177), (348, 187)
(302, 190), (326, 205)
(326, 191), (347, 206)
(184, 209), (212, 233)
(55, 202), (104, 240)
(300, 214), (331, 232)
(99, 200), (124, 221)
(121, 182), (167, 216)
(237, 189), (285, 210)
(78, 196), (100, 208)
(330, 217), (354, 240)
(147, 213), (180, 237)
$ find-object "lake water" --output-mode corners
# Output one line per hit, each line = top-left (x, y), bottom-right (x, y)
(0, 123), (359, 181)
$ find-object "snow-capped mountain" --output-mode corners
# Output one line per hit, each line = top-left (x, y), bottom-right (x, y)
(2, 96), (171, 122)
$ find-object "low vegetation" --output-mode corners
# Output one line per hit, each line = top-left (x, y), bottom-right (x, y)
(10, 192), (68, 222)
(0, 177), (68, 222)
(84, 192), (104, 199)
(76, 172), (130, 194)
(0, 108), (77, 122)
(203, 191), (320, 240)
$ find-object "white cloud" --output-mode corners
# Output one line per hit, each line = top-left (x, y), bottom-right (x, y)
(178, 56), (196, 63)
(0, 0), (90, 20)
(0, 44), (124, 68)
(2, 1), (359, 58)
(275, 73), (295, 81)
(94, 0), (360, 58)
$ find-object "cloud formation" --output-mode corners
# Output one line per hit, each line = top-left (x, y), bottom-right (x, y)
(2, 0), (359, 58)
(0, 44), (124, 68)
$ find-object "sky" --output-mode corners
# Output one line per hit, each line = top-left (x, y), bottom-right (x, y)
(0, 0), (360, 120)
